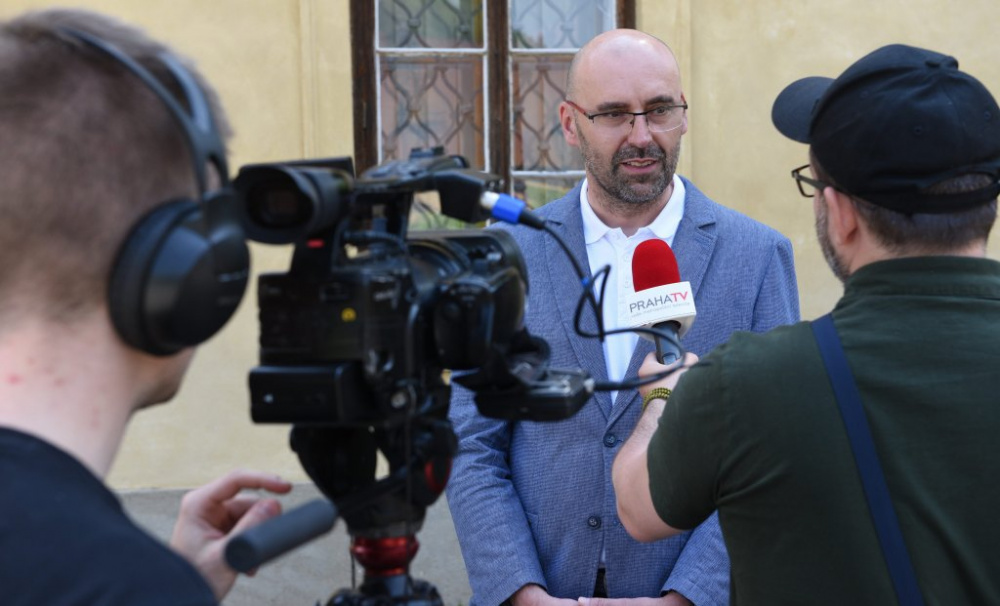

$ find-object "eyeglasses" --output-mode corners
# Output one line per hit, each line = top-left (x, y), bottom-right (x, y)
(565, 99), (688, 133)
(791, 164), (831, 198)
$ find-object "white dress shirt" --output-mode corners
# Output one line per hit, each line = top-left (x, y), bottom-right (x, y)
(579, 175), (685, 405)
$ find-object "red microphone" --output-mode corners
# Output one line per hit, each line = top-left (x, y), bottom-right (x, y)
(626, 239), (696, 364)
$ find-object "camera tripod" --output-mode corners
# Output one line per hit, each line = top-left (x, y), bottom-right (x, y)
(226, 388), (456, 606)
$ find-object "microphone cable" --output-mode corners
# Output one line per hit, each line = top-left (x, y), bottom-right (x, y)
(541, 223), (689, 392)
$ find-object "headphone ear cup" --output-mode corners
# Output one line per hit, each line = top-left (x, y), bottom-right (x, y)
(109, 199), (195, 354)
(108, 198), (249, 355)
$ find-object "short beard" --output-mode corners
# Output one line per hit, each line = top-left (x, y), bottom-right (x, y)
(815, 198), (850, 283)
(578, 125), (680, 214)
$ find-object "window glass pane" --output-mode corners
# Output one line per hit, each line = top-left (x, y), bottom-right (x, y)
(513, 175), (581, 209)
(510, 0), (615, 49)
(379, 0), (484, 49)
(380, 56), (486, 168)
(408, 192), (480, 230)
(512, 55), (578, 172)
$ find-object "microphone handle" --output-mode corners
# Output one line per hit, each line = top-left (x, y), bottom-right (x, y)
(653, 320), (682, 365)
(224, 498), (338, 572)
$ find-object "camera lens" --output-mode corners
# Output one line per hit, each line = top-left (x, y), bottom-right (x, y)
(235, 164), (347, 244)
(246, 184), (312, 229)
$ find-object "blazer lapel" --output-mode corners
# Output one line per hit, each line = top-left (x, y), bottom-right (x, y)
(609, 337), (655, 423)
(673, 177), (718, 299)
(542, 190), (614, 418)
(608, 177), (719, 425)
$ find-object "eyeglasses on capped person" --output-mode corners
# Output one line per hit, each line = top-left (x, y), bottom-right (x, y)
(564, 99), (688, 133)
(791, 164), (832, 198)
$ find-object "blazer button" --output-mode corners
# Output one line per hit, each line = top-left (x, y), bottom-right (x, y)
(603, 433), (616, 447)
(587, 515), (602, 529)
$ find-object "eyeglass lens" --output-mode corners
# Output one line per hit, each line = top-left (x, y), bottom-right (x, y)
(593, 107), (685, 133)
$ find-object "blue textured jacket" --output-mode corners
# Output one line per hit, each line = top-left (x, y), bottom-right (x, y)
(446, 178), (800, 605)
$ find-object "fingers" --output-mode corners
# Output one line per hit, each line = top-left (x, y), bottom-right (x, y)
(638, 351), (698, 377)
(205, 469), (293, 503)
(227, 497), (283, 537)
(640, 351), (698, 373)
(638, 352), (663, 377)
(208, 495), (273, 534)
(638, 351), (699, 399)
(182, 469), (292, 511)
(222, 495), (259, 520)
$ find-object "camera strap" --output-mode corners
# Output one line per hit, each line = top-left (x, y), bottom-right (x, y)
(811, 313), (925, 606)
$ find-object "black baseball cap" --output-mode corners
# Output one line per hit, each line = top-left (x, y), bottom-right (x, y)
(772, 44), (1000, 213)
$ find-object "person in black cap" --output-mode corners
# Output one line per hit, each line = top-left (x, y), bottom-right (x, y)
(607, 43), (1000, 605)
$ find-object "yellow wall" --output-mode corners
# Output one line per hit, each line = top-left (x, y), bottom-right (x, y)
(640, 0), (1000, 320)
(0, 0), (354, 488)
(4, 0), (999, 489)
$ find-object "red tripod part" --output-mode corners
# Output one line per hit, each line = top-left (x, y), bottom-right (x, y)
(351, 536), (420, 577)
(424, 458), (451, 495)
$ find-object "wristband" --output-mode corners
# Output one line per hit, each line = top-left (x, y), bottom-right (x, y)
(641, 387), (672, 412)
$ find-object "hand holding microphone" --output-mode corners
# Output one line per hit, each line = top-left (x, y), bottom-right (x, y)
(638, 350), (700, 403)
(626, 239), (697, 364)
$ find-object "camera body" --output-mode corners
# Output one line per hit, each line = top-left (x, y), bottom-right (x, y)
(236, 149), (528, 429)
(249, 229), (528, 427)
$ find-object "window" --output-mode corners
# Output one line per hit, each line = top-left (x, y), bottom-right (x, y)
(351, 0), (635, 212)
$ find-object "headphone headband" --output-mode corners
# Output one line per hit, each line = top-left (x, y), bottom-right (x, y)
(61, 28), (229, 194)
(59, 27), (249, 355)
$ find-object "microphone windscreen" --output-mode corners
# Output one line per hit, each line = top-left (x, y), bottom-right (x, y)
(631, 239), (680, 291)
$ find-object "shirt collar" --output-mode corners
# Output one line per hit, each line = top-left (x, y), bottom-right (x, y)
(580, 174), (686, 245)
(841, 256), (1000, 301)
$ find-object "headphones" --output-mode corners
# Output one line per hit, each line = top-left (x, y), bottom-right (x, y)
(64, 29), (250, 356)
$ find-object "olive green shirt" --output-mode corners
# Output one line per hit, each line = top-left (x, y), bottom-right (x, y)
(648, 256), (1000, 605)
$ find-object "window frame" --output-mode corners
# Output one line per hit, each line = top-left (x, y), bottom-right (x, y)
(349, 0), (636, 186)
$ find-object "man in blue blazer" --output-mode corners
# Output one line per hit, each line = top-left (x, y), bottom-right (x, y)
(446, 29), (799, 606)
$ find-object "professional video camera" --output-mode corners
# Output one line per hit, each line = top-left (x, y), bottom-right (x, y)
(224, 148), (593, 606)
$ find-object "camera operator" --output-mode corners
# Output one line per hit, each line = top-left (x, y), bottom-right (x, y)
(0, 8), (290, 604)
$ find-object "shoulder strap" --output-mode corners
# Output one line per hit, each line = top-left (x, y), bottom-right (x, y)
(811, 313), (925, 606)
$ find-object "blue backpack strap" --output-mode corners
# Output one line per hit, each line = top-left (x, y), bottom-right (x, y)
(811, 313), (925, 606)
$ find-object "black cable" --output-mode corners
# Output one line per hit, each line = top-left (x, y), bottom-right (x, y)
(542, 223), (587, 279)
(573, 265), (611, 339)
(596, 359), (691, 392)
(541, 223), (610, 340)
(540, 221), (692, 394)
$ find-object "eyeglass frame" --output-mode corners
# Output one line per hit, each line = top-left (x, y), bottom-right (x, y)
(791, 164), (832, 198)
(564, 99), (689, 133)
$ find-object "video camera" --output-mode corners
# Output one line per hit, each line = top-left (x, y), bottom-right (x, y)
(225, 148), (593, 606)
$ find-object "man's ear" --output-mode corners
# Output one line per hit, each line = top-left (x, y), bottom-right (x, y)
(560, 102), (580, 147)
(823, 187), (860, 248)
(678, 92), (689, 136)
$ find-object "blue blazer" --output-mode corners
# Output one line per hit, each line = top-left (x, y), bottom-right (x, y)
(446, 178), (800, 605)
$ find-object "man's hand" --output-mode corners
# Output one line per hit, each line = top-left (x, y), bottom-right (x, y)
(579, 592), (694, 606)
(637, 352), (698, 402)
(511, 583), (579, 606)
(169, 469), (293, 600)
(613, 352), (699, 543)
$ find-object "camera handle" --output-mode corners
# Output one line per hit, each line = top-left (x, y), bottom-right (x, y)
(226, 498), (339, 572)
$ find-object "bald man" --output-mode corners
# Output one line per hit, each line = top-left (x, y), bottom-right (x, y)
(446, 29), (799, 606)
